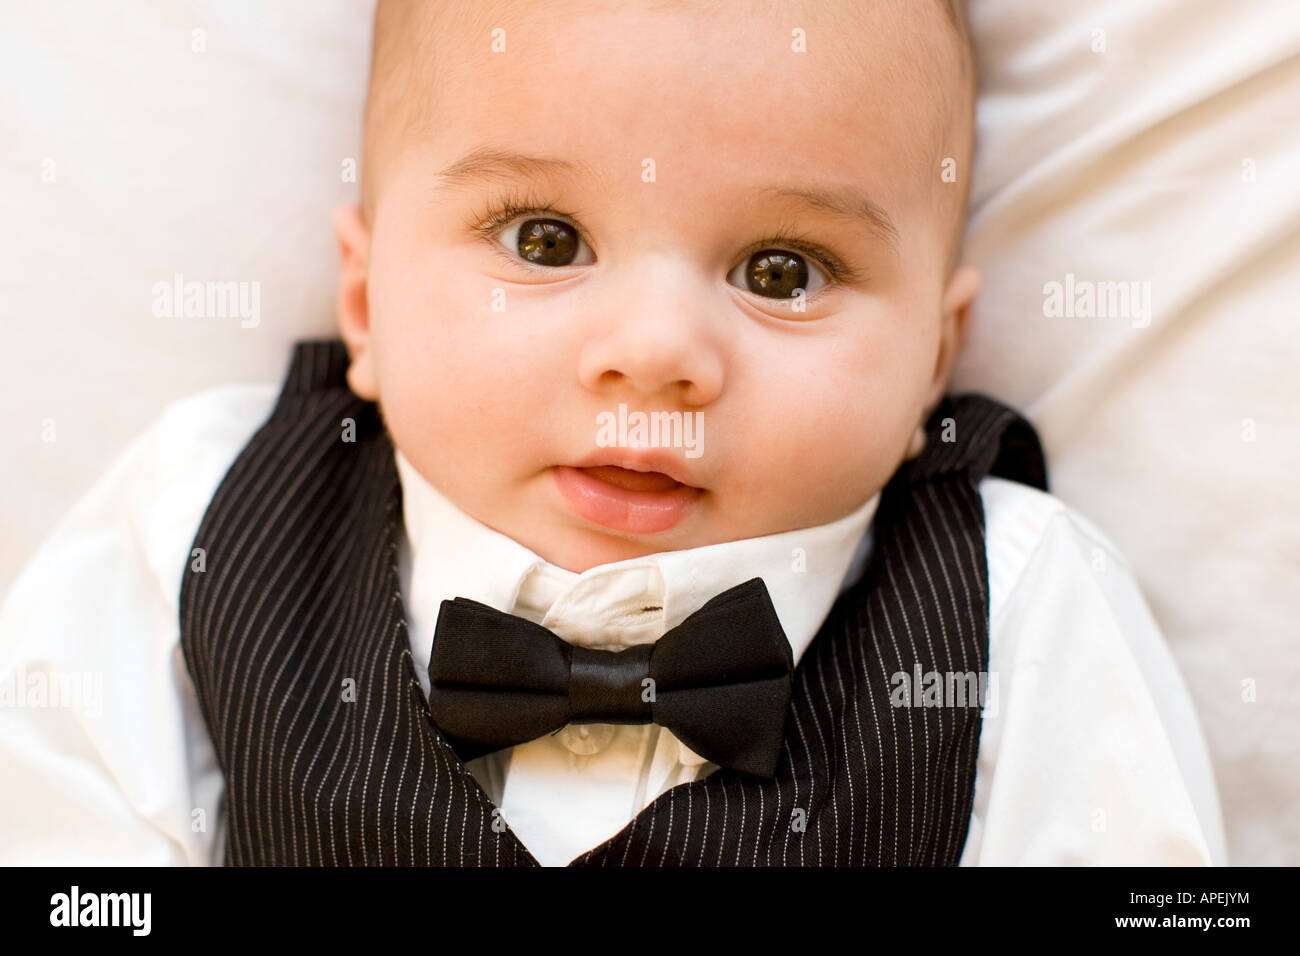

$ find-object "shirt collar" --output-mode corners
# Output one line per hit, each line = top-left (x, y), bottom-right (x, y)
(395, 447), (879, 763)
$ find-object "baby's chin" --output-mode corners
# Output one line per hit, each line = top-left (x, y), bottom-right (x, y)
(532, 534), (685, 576)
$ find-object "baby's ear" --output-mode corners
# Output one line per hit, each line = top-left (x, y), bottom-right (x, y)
(925, 263), (981, 410)
(333, 204), (379, 400)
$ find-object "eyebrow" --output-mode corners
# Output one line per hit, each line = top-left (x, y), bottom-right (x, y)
(435, 147), (594, 190)
(757, 184), (900, 255)
(436, 146), (900, 253)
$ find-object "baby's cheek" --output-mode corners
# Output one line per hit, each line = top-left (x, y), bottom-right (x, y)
(794, 417), (902, 521)
(722, 430), (841, 531)
(375, 360), (471, 468)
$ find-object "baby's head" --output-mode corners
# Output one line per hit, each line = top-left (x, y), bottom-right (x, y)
(335, 0), (979, 573)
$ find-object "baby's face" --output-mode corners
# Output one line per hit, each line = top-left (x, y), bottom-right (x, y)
(337, 0), (979, 573)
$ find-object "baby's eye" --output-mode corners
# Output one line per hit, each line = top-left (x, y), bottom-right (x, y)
(494, 216), (596, 268)
(727, 249), (830, 300)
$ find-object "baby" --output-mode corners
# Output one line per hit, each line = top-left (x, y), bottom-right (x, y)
(0, 0), (1224, 866)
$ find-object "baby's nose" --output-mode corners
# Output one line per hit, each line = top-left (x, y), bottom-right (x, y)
(576, 317), (723, 407)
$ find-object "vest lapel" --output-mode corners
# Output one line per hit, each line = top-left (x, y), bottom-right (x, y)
(180, 339), (1047, 866)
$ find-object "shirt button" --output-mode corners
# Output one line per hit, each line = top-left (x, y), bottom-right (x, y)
(557, 723), (617, 755)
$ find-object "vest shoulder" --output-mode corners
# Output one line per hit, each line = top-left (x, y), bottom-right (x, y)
(135, 382), (281, 597)
(978, 475), (1134, 625)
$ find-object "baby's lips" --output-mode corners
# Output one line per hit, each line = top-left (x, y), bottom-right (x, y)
(578, 465), (683, 493)
(568, 449), (702, 490)
(552, 465), (703, 535)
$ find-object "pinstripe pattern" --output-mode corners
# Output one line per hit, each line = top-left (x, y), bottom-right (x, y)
(179, 339), (1047, 866)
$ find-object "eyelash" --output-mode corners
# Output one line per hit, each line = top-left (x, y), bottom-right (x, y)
(736, 222), (865, 286)
(467, 187), (588, 250)
(466, 189), (865, 287)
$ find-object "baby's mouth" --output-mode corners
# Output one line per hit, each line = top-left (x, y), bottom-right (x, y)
(552, 461), (703, 534)
(577, 465), (685, 493)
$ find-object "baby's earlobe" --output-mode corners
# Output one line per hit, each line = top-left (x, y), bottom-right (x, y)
(345, 354), (380, 402)
(904, 427), (927, 460)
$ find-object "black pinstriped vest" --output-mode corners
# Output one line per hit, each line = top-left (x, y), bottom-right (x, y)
(179, 339), (1048, 867)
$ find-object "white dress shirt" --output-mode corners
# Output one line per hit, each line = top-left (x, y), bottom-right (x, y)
(0, 383), (1227, 866)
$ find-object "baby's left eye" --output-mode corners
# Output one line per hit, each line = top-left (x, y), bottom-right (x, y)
(495, 216), (596, 268)
(727, 249), (830, 300)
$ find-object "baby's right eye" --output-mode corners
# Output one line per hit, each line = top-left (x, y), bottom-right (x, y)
(492, 216), (597, 269)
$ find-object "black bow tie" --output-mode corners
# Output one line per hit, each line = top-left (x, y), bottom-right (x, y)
(425, 577), (793, 778)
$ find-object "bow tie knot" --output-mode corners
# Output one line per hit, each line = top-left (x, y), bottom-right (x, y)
(426, 577), (794, 777)
(569, 643), (653, 722)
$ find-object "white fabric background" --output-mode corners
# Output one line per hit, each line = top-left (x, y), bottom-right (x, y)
(1, 0), (1295, 864)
